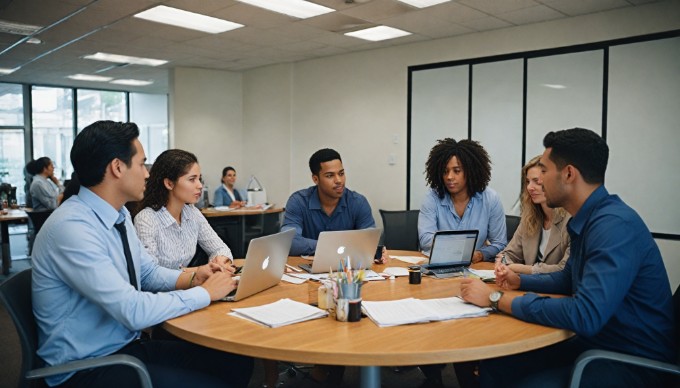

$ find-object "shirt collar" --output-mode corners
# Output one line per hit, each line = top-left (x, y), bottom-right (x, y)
(157, 205), (195, 228)
(308, 186), (347, 212)
(438, 190), (482, 208)
(77, 187), (129, 229)
(567, 185), (608, 236)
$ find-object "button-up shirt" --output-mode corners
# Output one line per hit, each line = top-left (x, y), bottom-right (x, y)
(32, 187), (210, 386)
(30, 174), (64, 211)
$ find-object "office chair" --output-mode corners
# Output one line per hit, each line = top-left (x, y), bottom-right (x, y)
(505, 215), (521, 243)
(25, 210), (53, 256)
(379, 209), (420, 251)
(569, 284), (680, 387)
(0, 269), (153, 388)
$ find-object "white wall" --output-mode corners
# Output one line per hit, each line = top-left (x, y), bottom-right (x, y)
(170, 67), (243, 197)
(170, 0), (680, 285)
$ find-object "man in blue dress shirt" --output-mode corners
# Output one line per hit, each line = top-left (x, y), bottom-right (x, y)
(460, 128), (675, 387)
(282, 148), (379, 257)
(32, 120), (253, 387)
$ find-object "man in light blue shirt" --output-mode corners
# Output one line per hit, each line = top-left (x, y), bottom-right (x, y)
(32, 120), (252, 387)
(281, 148), (378, 256)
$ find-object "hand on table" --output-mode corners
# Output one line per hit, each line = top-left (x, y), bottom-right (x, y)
(495, 263), (521, 290)
(200, 271), (238, 301)
(460, 278), (492, 307)
(374, 246), (389, 264)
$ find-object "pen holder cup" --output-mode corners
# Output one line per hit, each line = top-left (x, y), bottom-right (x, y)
(335, 298), (362, 322)
(340, 283), (361, 300)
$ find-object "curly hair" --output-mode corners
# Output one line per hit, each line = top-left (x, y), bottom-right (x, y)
(425, 138), (491, 199)
(139, 149), (199, 211)
(520, 155), (566, 236)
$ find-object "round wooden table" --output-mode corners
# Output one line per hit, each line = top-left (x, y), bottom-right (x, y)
(164, 250), (572, 387)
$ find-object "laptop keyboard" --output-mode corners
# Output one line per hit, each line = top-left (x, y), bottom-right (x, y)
(430, 267), (462, 274)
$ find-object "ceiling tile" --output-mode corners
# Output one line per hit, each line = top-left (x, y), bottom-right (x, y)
(539, 0), (630, 16)
(339, 0), (416, 22)
(458, 0), (540, 14)
(497, 5), (566, 25)
(299, 12), (374, 33)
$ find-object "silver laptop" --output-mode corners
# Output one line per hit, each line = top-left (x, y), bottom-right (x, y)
(222, 229), (294, 302)
(299, 228), (382, 274)
(420, 230), (479, 278)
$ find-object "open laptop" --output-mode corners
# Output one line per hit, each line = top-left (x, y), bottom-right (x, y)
(299, 228), (382, 274)
(420, 230), (479, 278)
(221, 228), (294, 302)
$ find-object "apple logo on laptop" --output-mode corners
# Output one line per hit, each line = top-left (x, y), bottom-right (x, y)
(262, 256), (270, 270)
(337, 246), (345, 255)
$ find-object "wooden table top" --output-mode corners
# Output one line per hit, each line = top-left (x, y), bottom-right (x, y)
(164, 250), (572, 366)
(0, 209), (28, 222)
(200, 207), (283, 218)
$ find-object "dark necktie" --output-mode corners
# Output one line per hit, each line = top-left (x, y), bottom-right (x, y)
(113, 221), (138, 290)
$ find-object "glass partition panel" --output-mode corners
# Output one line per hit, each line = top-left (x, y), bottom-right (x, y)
(0, 129), (26, 204)
(130, 93), (168, 164)
(32, 86), (74, 181)
(0, 83), (23, 126)
(77, 89), (126, 131)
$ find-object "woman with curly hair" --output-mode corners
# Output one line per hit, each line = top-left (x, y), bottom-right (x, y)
(499, 155), (571, 274)
(418, 138), (506, 263)
(134, 149), (233, 270)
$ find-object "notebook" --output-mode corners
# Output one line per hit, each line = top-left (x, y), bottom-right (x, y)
(420, 230), (479, 278)
(221, 228), (294, 302)
(299, 228), (382, 274)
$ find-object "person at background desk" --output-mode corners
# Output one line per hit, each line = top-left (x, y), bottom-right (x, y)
(499, 155), (571, 275)
(282, 148), (387, 261)
(213, 166), (245, 208)
(418, 138), (506, 263)
(134, 149), (234, 271)
(461, 128), (675, 387)
(27, 156), (64, 210)
(32, 120), (252, 387)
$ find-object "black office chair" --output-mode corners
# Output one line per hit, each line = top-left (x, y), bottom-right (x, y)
(505, 215), (521, 242)
(0, 269), (153, 388)
(25, 210), (53, 256)
(379, 209), (420, 251)
(569, 284), (680, 387)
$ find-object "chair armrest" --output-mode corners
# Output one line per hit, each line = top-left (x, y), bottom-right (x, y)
(26, 354), (152, 388)
(569, 349), (680, 388)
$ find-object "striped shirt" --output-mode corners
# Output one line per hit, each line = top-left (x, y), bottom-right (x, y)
(134, 204), (232, 269)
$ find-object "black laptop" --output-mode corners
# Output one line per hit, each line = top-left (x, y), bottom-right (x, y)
(420, 230), (479, 278)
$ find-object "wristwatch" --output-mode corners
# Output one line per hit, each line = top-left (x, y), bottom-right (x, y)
(489, 291), (504, 312)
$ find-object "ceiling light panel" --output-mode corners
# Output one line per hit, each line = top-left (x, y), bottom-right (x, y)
(0, 67), (19, 75)
(397, 0), (450, 8)
(67, 74), (113, 82)
(110, 79), (154, 86)
(134, 5), (244, 33)
(84, 52), (168, 67)
(0, 19), (42, 35)
(345, 26), (411, 41)
(236, 0), (335, 19)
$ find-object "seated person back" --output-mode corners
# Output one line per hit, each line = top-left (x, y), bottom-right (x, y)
(281, 148), (376, 256)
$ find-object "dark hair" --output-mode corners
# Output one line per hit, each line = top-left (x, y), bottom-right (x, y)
(309, 148), (342, 176)
(139, 149), (199, 211)
(425, 138), (491, 199)
(222, 166), (236, 177)
(60, 173), (80, 205)
(26, 157), (51, 175)
(70, 121), (139, 187)
(543, 128), (608, 184)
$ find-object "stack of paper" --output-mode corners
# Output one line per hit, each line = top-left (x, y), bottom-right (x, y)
(230, 298), (328, 328)
(467, 268), (495, 282)
(362, 297), (490, 327)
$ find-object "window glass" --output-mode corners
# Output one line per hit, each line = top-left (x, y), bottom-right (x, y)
(130, 93), (168, 163)
(32, 86), (74, 182)
(77, 89), (126, 131)
(0, 129), (26, 204)
(0, 83), (23, 126)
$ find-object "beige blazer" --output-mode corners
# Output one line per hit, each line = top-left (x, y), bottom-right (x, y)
(503, 211), (571, 273)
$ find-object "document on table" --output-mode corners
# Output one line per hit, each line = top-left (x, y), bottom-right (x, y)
(213, 206), (235, 212)
(281, 274), (307, 284)
(229, 298), (328, 328)
(382, 267), (409, 277)
(390, 255), (427, 265)
(286, 270), (385, 282)
(467, 268), (495, 282)
(362, 297), (490, 327)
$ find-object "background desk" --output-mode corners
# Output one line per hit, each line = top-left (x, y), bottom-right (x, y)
(164, 250), (572, 388)
(201, 207), (283, 258)
(0, 209), (28, 275)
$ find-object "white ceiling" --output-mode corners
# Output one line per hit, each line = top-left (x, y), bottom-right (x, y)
(0, 0), (659, 93)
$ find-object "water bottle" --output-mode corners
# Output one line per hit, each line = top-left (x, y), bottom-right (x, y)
(201, 182), (210, 208)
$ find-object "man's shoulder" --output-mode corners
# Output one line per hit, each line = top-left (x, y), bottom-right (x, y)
(342, 187), (368, 203)
(289, 186), (316, 201)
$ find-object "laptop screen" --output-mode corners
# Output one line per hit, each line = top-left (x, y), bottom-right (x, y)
(429, 230), (478, 266)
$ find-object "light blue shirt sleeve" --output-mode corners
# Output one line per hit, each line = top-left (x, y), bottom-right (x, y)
(417, 190), (439, 252)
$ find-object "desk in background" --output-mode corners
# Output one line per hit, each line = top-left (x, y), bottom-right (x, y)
(201, 207), (283, 258)
(1, 209), (28, 275)
(165, 250), (572, 388)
